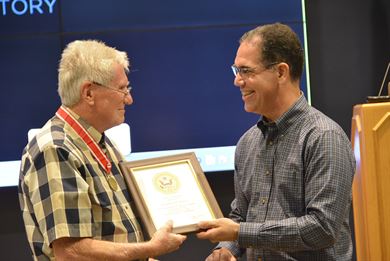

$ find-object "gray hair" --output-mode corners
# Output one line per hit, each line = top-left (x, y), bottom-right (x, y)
(58, 40), (130, 107)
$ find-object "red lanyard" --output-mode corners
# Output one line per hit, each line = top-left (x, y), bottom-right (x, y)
(56, 106), (112, 174)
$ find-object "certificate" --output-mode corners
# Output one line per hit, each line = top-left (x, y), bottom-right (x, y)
(119, 152), (223, 238)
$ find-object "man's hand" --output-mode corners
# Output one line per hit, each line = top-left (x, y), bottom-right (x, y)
(196, 218), (239, 243)
(52, 221), (186, 261)
(205, 248), (237, 261)
(149, 220), (187, 257)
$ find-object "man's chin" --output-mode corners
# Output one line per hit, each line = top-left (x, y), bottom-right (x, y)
(244, 105), (254, 113)
(106, 120), (124, 131)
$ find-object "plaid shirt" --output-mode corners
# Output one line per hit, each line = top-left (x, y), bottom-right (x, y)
(18, 108), (143, 260)
(219, 96), (355, 261)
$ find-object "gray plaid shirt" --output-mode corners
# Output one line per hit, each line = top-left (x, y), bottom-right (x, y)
(219, 96), (355, 261)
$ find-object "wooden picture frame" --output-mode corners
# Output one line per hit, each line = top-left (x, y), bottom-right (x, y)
(119, 152), (223, 238)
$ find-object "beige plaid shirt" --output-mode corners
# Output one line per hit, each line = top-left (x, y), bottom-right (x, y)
(19, 108), (143, 260)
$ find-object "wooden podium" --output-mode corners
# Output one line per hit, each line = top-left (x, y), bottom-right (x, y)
(351, 102), (390, 261)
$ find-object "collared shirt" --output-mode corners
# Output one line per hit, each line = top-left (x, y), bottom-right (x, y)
(219, 96), (355, 261)
(18, 108), (143, 260)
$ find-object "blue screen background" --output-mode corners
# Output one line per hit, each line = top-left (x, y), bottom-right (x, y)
(0, 0), (307, 161)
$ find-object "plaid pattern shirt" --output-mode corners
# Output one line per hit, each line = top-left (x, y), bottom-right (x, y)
(219, 96), (355, 261)
(18, 108), (143, 260)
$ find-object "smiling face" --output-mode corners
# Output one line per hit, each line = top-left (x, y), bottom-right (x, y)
(92, 63), (133, 131)
(233, 38), (280, 118)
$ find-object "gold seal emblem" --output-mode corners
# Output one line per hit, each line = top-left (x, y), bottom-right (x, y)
(153, 172), (180, 194)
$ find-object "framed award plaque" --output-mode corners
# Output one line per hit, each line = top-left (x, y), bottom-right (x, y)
(119, 152), (223, 238)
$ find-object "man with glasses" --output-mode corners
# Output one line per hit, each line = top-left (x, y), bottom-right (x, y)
(18, 40), (186, 261)
(197, 23), (355, 261)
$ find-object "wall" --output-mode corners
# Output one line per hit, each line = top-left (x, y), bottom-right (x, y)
(1, 0), (389, 260)
(306, 0), (390, 134)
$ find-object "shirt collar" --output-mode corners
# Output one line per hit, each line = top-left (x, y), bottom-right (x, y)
(257, 94), (309, 135)
(62, 106), (103, 145)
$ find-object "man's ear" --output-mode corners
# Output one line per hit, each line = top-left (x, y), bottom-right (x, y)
(276, 62), (290, 82)
(80, 82), (95, 105)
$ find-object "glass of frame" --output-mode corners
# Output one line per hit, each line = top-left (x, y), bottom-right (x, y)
(119, 152), (223, 238)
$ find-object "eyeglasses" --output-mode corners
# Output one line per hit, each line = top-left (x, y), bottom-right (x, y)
(231, 62), (279, 78)
(92, 81), (132, 96)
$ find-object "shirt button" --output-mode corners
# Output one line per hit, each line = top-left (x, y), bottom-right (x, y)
(261, 198), (267, 204)
(268, 141), (273, 145)
(265, 170), (270, 175)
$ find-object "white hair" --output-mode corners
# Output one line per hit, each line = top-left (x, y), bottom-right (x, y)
(58, 40), (129, 107)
